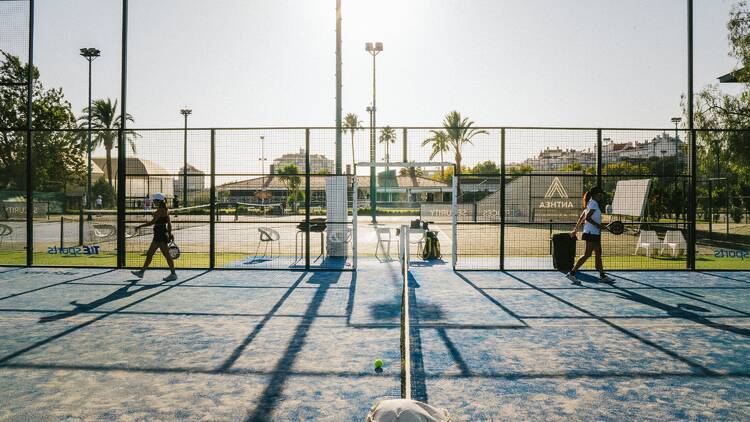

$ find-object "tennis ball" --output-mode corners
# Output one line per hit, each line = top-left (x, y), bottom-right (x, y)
(374, 359), (383, 369)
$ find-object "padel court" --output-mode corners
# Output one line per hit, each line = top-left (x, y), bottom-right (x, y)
(0, 258), (748, 420)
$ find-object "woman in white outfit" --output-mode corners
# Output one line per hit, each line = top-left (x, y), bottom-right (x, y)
(567, 186), (614, 284)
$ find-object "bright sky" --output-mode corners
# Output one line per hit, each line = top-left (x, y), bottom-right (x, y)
(25, 0), (742, 130)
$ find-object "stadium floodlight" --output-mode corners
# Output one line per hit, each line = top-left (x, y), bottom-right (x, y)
(80, 48), (101, 216)
(180, 108), (192, 207)
(365, 42), (383, 223)
(671, 117), (682, 140)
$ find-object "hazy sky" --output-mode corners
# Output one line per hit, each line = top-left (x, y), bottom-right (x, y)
(16, 0), (743, 130)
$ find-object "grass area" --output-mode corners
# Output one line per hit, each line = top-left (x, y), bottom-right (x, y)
(0, 251), (248, 268)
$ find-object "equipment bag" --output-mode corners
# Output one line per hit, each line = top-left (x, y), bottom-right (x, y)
(552, 233), (576, 272)
(421, 231), (441, 260)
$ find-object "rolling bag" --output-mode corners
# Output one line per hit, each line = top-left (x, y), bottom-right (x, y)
(552, 233), (576, 272)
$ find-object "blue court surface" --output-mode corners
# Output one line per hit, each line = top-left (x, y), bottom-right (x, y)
(0, 263), (748, 420)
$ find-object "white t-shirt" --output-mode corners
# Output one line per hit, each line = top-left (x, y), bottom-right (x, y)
(583, 198), (601, 235)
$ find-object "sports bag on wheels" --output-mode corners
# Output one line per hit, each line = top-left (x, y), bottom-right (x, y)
(552, 233), (576, 272)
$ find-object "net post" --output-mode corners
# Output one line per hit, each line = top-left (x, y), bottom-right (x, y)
(352, 177), (358, 269)
(452, 175), (457, 270)
(305, 129), (311, 269)
(500, 128), (505, 270)
(60, 216), (64, 249)
(209, 129), (216, 269)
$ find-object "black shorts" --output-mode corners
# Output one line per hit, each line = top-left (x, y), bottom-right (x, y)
(153, 231), (170, 244)
(581, 232), (601, 243)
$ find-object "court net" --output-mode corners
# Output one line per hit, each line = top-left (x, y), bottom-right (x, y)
(80, 204), (212, 242)
(399, 225), (411, 400)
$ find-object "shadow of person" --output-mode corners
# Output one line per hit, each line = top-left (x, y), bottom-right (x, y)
(600, 286), (750, 337)
(38, 280), (162, 323)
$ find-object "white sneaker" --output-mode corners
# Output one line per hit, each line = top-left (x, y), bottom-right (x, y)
(131, 270), (144, 278)
(566, 272), (580, 284)
(599, 274), (616, 283)
(163, 273), (178, 282)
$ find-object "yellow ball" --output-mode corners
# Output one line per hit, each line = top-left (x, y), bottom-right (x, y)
(374, 359), (383, 369)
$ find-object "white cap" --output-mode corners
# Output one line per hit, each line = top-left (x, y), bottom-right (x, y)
(152, 192), (166, 201)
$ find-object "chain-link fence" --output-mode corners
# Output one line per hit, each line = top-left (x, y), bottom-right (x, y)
(1, 126), (749, 271)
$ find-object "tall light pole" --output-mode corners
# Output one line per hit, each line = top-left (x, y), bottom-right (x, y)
(259, 134), (267, 205)
(366, 42), (382, 223)
(671, 117), (682, 140)
(80, 47), (100, 215)
(180, 108), (191, 208)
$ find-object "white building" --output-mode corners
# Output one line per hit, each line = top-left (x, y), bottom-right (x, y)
(522, 147), (596, 171)
(93, 157), (174, 199)
(272, 149), (334, 174)
(604, 133), (684, 162)
(174, 164), (206, 195)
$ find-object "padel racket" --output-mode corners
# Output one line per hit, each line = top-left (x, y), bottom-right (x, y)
(605, 220), (625, 235)
(167, 242), (181, 259)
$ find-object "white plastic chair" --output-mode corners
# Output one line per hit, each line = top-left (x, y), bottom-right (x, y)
(254, 227), (280, 260)
(0, 224), (12, 249)
(375, 227), (398, 260)
(329, 228), (352, 243)
(408, 228), (426, 255)
(660, 230), (687, 257)
(634, 230), (660, 257)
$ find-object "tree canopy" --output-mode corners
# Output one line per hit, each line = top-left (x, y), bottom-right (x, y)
(0, 51), (84, 190)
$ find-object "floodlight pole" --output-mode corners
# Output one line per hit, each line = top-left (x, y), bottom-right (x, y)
(180, 108), (191, 208)
(366, 42), (382, 223)
(259, 134), (266, 205)
(80, 48), (100, 218)
(671, 117), (681, 140)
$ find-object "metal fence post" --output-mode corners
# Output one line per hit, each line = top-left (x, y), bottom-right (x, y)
(116, 0), (128, 268)
(500, 128), (505, 270)
(596, 129), (603, 188)
(402, 127), (407, 164)
(25, 0), (35, 267)
(209, 129), (216, 269)
(687, 0), (696, 270)
(352, 177), (358, 270)
(305, 129), (311, 269)
(452, 175), (457, 270)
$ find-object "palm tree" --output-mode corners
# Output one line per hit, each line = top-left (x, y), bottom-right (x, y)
(442, 111), (488, 179)
(78, 98), (137, 184)
(421, 129), (451, 179)
(342, 113), (362, 174)
(378, 126), (397, 170)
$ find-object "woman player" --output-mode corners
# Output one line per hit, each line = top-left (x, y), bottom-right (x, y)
(567, 186), (614, 284)
(131, 192), (177, 281)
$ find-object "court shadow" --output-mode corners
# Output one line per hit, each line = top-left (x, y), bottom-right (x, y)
(574, 272), (613, 284)
(595, 285), (750, 337)
(38, 280), (162, 323)
(370, 301), (401, 320)
(246, 270), (342, 421)
(410, 259), (448, 268)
